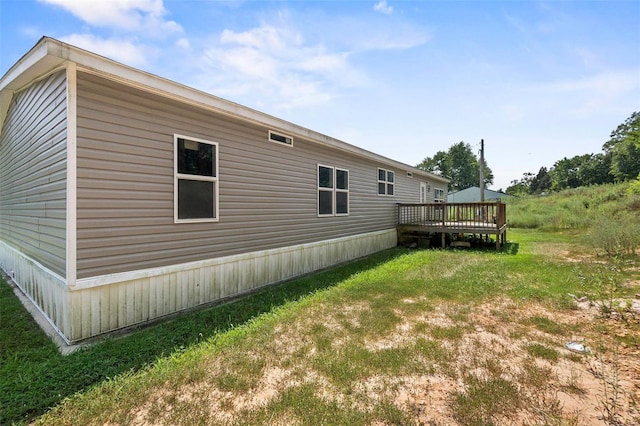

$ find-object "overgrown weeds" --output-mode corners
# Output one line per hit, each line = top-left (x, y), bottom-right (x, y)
(590, 213), (640, 257)
(507, 182), (640, 234)
(590, 348), (625, 425)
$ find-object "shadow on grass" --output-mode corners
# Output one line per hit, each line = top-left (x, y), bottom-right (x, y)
(428, 240), (519, 255)
(0, 248), (408, 425)
(502, 242), (519, 255)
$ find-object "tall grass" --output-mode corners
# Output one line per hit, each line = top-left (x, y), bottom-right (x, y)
(507, 183), (636, 230)
(507, 182), (640, 255)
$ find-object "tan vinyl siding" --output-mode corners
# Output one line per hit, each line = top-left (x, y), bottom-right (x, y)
(0, 71), (67, 276)
(76, 72), (436, 278)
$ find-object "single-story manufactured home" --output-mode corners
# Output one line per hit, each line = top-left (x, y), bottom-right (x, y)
(0, 37), (448, 344)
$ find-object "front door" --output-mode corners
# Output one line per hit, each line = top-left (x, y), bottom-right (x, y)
(419, 182), (427, 221)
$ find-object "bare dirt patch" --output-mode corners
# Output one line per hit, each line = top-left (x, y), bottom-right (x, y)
(130, 294), (639, 425)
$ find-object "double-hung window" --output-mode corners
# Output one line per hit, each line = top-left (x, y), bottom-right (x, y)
(174, 135), (219, 222)
(434, 188), (445, 203)
(377, 168), (395, 196)
(318, 165), (349, 216)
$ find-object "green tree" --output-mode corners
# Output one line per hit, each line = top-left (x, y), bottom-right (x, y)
(416, 141), (494, 191)
(530, 167), (552, 194)
(549, 155), (591, 190)
(506, 172), (534, 196)
(603, 111), (640, 182)
(577, 153), (614, 186)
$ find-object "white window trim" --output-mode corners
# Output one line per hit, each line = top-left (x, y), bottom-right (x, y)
(268, 130), (293, 147)
(377, 167), (395, 196)
(317, 164), (349, 217)
(174, 134), (219, 223)
(434, 187), (445, 203)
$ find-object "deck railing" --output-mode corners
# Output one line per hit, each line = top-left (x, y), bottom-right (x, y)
(397, 202), (506, 229)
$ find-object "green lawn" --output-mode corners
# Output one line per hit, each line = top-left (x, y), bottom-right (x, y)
(3, 228), (638, 425)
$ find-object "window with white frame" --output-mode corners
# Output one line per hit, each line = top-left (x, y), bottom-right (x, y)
(434, 188), (445, 203)
(174, 135), (219, 222)
(318, 165), (349, 216)
(377, 168), (394, 196)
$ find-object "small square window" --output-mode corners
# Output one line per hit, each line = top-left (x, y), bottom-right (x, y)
(336, 192), (348, 215)
(318, 190), (333, 215)
(177, 138), (215, 177)
(319, 166), (334, 188)
(178, 179), (215, 219)
(336, 169), (348, 190)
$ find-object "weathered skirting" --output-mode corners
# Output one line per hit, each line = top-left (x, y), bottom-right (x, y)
(2, 229), (397, 343)
(0, 241), (70, 341)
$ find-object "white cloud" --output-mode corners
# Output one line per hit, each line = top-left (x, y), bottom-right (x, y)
(37, 0), (183, 77)
(299, 52), (348, 73)
(59, 33), (153, 67)
(548, 69), (638, 93)
(373, 0), (393, 15)
(220, 26), (297, 51)
(543, 69), (640, 114)
(39, 0), (182, 36)
(39, 2), (429, 113)
(20, 26), (42, 38)
(195, 22), (371, 110)
(175, 37), (191, 50)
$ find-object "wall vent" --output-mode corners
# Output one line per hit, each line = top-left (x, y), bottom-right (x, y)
(269, 130), (293, 146)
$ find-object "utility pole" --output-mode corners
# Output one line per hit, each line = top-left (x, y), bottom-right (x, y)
(479, 139), (485, 202)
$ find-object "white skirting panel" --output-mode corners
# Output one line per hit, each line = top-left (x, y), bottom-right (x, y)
(8, 229), (396, 343)
(0, 241), (70, 341)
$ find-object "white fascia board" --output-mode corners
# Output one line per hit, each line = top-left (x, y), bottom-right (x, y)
(0, 38), (66, 92)
(0, 38), (66, 134)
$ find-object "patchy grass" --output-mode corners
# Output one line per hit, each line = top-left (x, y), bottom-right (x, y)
(526, 343), (560, 362)
(523, 315), (567, 335)
(0, 249), (404, 425)
(8, 229), (633, 425)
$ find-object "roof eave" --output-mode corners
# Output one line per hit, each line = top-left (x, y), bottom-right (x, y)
(1, 37), (449, 184)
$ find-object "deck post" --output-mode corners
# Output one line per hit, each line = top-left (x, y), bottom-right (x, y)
(441, 232), (445, 248)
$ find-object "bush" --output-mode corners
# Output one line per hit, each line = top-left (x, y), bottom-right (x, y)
(589, 213), (640, 257)
(626, 174), (640, 195)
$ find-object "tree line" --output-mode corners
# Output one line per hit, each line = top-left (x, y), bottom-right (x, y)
(415, 111), (639, 196)
(506, 111), (640, 196)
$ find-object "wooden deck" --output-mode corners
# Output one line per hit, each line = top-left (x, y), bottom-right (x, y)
(397, 202), (507, 250)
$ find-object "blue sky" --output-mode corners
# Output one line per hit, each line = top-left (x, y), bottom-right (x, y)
(1, 0), (639, 190)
